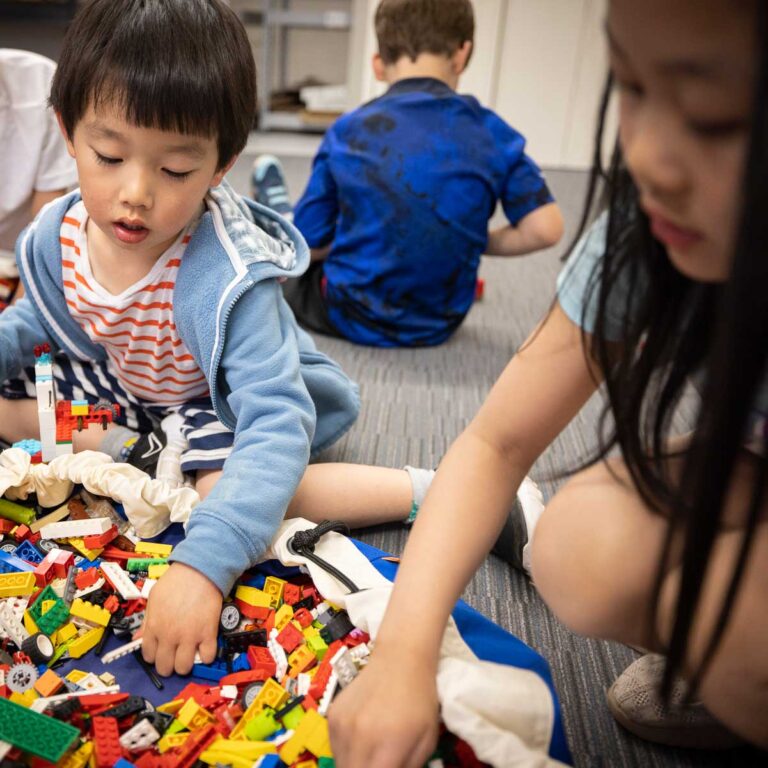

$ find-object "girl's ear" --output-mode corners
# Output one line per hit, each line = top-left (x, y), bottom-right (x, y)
(372, 53), (387, 82)
(56, 113), (76, 158)
(211, 155), (239, 188)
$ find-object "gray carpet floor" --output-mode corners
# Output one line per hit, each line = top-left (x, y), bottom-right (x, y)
(229, 157), (765, 768)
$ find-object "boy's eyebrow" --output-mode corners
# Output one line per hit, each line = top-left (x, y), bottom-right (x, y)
(605, 23), (728, 81)
(84, 121), (208, 159)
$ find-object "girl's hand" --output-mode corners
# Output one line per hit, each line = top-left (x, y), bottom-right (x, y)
(141, 562), (221, 676)
(328, 645), (440, 768)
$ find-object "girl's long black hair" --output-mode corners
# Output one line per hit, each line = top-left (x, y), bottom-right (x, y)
(580, 6), (768, 697)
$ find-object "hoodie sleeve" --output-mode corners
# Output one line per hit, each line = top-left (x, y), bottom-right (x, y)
(168, 279), (315, 595)
(0, 297), (57, 381)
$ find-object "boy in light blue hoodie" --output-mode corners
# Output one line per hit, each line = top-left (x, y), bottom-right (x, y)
(0, 0), (359, 676)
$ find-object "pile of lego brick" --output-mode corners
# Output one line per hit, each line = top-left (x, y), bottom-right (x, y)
(0, 490), (487, 768)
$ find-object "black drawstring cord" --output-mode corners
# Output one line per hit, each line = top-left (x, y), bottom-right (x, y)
(287, 520), (361, 594)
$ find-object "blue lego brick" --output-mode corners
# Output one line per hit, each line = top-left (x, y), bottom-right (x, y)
(0, 549), (36, 574)
(114, 760), (137, 768)
(239, 572), (267, 589)
(256, 755), (282, 768)
(14, 540), (44, 564)
(232, 652), (250, 672)
(191, 659), (229, 682)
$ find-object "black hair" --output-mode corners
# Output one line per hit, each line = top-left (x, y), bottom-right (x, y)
(50, 0), (256, 169)
(577, 5), (767, 698)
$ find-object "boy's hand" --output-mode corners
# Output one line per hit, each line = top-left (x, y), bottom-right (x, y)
(328, 646), (439, 768)
(142, 562), (222, 676)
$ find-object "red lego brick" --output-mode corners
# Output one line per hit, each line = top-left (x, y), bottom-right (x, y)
(91, 716), (123, 768)
(0, 519), (15, 534)
(292, 607), (313, 628)
(33, 558), (57, 588)
(52, 550), (75, 578)
(233, 597), (271, 620)
(83, 525), (118, 549)
(13, 524), (31, 542)
(80, 693), (129, 710)
(75, 568), (101, 589)
(103, 595), (120, 613)
(219, 669), (272, 688)
(276, 622), (303, 653)
(169, 723), (216, 768)
(100, 547), (133, 562)
(177, 682), (210, 706)
(246, 646), (276, 678)
(282, 583), (301, 605)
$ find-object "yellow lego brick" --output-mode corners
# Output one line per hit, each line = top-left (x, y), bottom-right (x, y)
(199, 753), (252, 768)
(279, 710), (332, 764)
(302, 625), (320, 639)
(65, 537), (103, 560)
(10, 689), (38, 707)
(147, 563), (169, 579)
(66, 669), (88, 683)
(288, 645), (317, 674)
(42, 599), (56, 613)
(23, 609), (40, 635)
(69, 598), (110, 627)
(157, 698), (185, 714)
(176, 698), (216, 730)
(295, 761), (319, 768)
(55, 621), (78, 645)
(234, 584), (271, 608)
(0, 571), (36, 597)
(201, 740), (277, 760)
(262, 576), (286, 607)
(57, 740), (93, 768)
(70, 403), (89, 416)
(67, 626), (105, 659)
(158, 732), (190, 753)
(134, 541), (173, 557)
(253, 677), (289, 711)
(274, 603), (294, 632)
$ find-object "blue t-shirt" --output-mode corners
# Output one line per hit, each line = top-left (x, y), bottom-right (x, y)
(294, 77), (554, 347)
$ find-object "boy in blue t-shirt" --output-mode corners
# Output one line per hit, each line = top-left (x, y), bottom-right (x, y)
(257, 0), (563, 347)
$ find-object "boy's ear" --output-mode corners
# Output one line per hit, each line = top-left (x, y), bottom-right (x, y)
(56, 112), (76, 158)
(452, 40), (473, 75)
(372, 53), (387, 82)
(211, 154), (239, 188)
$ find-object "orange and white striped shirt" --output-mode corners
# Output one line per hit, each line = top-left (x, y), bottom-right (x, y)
(60, 201), (209, 406)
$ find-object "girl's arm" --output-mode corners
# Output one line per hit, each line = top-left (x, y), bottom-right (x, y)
(328, 301), (602, 768)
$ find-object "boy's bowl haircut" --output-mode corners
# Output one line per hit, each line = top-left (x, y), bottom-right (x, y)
(50, 0), (257, 169)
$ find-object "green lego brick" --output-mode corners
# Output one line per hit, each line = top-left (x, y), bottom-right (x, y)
(0, 697), (80, 762)
(126, 557), (168, 572)
(0, 497), (35, 525)
(28, 584), (70, 635)
(318, 758), (336, 768)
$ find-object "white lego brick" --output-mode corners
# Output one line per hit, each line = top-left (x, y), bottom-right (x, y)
(267, 628), (288, 680)
(73, 576), (105, 600)
(295, 673), (311, 697)
(330, 646), (358, 688)
(40, 517), (112, 540)
(30, 685), (121, 713)
(317, 671), (338, 716)
(74, 672), (109, 693)
(101, 637), (143, 664)
(220, 684), (238, 700)
(0, 600), (30, 647)
(140, 579), (156, 599)
(119, 719), (160, 751)
(100, 561), (141, 600)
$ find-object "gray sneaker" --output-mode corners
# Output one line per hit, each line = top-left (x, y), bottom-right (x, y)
(607, 654), (744, 749)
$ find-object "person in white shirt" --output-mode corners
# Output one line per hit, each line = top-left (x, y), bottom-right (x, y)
(0, 48), (78, 305)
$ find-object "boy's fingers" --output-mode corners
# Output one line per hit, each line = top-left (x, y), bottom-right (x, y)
(141, 631), (157, 663)
(198, 635), (218, 665)
(154, 642), (178, 677)
(174, 643), (197, 676)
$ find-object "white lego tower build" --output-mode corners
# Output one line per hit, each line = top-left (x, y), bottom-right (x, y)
(34, 344), (71, 461)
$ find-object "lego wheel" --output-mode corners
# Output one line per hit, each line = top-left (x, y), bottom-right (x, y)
(6, 661), (39, 693)
(241, 681), (264, 709)
(22, 632), (55, 664)
(219, 603), (241, 632)
(93, 399), (119, 420)
(0, 541), (18, 553)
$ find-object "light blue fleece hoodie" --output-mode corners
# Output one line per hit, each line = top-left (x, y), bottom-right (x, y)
(0, 182), (360, 595)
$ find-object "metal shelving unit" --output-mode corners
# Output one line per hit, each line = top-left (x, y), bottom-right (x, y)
(237, 0), (352, 133)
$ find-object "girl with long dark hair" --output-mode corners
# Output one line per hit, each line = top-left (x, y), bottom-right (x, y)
(294, 0), (768, 764)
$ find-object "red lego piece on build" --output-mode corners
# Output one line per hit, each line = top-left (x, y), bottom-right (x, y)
(219, 668), (272, 688)
(75, 568), (101, 589)
(13, 524), (31, 542)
